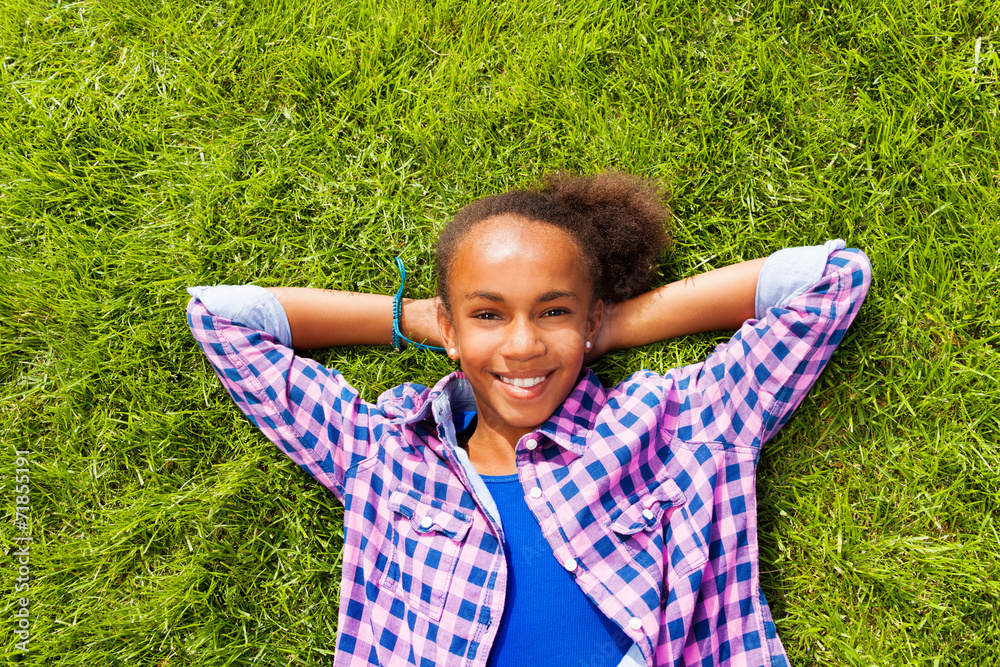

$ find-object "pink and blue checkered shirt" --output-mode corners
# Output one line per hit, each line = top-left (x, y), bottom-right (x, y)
(187, 243), (871, 667)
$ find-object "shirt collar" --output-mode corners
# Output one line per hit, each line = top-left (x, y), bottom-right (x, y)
(536, 368), (606, 458)
(400, 372), (477, 429)
(404, 370), (606, 459)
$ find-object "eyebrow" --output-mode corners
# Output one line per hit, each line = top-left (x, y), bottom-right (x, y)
(465, 289), (578, 303)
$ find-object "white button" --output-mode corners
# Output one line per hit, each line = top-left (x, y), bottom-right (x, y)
(529, 487), (542, 499)
(628, 616), (643, 631)
(642, 508), (655, 521)
(563, 558), (578, 572)
(419, 516), (433, 529)
(525, 438), (538, 451)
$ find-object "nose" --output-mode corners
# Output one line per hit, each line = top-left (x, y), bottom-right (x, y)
(501, 315), (545, 360)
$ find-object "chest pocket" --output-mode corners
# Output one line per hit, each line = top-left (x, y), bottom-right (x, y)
(380, 486), (473, 620)
(605, 475), (708, 579)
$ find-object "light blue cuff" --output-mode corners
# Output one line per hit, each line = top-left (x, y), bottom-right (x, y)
(186, 285), (293, 347)
(754, 239), (846, 319)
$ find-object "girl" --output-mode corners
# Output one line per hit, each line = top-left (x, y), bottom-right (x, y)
(187, 172), (871, 667)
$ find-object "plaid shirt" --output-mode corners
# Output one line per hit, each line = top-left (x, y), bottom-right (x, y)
(187, 245), (871, 667)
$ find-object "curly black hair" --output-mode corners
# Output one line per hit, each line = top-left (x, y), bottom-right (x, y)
(435, 171), (671, 310)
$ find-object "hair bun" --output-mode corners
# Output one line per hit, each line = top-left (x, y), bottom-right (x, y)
(541, 171), (671, 303)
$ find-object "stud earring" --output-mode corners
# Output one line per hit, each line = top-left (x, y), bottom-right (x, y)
(585, 341), (592, 351)
(448, 348), (457, 358)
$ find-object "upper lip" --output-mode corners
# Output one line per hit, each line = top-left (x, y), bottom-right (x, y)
(493, 370), (553, 379)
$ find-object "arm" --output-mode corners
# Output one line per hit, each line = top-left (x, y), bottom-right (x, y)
(593, 258), (767, 357)
(265, 287), (441, 350)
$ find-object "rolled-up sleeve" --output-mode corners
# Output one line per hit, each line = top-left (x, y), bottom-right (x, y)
(187, 285), (292, 347)
(754, 239), (848, 319)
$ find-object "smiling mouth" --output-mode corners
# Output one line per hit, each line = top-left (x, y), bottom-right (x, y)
(497, 374), (550, 388)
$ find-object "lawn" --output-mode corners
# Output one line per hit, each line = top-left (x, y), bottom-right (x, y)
(1, 0), (998, 664)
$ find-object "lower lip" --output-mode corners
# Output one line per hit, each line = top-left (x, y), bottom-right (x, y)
(495, 373), (553, 399)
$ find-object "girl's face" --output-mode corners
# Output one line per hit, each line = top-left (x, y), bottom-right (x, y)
(438, 216), (602, 446)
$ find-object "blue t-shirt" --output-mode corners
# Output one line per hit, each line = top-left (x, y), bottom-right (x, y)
(482, 472), (631, 667)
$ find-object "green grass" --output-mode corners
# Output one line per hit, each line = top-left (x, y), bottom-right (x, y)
(2, 0), (999, 664)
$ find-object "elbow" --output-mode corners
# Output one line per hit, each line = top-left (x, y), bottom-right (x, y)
(841, 248), (873, 296)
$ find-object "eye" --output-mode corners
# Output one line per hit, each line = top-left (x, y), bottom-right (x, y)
(472, 311), (501, 321)
(542, 307), (570, 317)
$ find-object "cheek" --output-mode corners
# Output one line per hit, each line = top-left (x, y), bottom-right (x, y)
(451, 326), (489, 359)
(552, 334), (587, 366)
(562, 321), (590, 347)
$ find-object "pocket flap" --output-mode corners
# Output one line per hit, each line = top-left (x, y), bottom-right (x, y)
(389, 487), (473, 541)
(606, 477), (685, 535)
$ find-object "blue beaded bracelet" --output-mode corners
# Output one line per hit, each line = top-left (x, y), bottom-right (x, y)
(392, 257), (446, 352)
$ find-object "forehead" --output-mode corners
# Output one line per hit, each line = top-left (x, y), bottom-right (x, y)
(465, 215), (579, 261)
(449, 216), (590, 296)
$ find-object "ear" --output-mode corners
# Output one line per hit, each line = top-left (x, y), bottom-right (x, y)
(586, 299), (604, 343)
(436, 298), (458, 358)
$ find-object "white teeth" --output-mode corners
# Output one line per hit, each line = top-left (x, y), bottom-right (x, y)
(500, 375), (546, 388)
